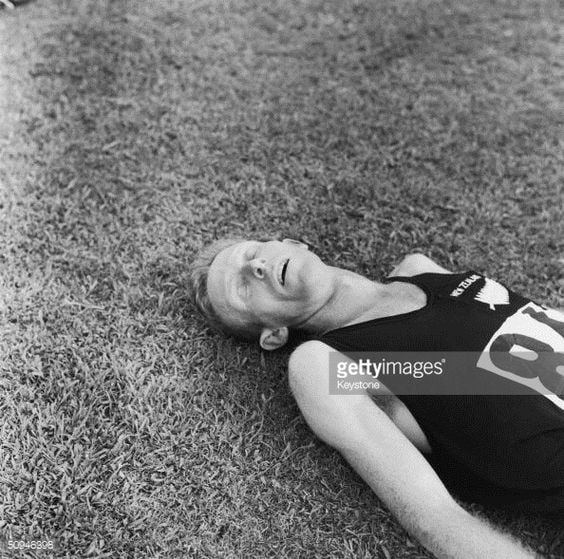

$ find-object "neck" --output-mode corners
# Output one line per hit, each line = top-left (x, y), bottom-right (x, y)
(295, 267), (390, 335)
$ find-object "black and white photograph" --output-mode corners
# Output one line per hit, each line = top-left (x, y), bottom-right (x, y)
(1, 1), (563, 557)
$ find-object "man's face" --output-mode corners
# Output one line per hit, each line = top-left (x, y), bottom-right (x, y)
(207, 239), (334, 334)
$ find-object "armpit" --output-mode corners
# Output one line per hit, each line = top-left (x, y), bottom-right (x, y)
(369, 392), (433, 454)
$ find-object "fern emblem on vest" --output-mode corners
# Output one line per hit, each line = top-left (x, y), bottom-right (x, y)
(474, 278), (510, 310)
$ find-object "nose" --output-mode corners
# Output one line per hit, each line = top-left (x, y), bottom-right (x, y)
(249, 258), (266, 279)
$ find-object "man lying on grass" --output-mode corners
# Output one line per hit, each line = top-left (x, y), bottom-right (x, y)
(189, 238), (564, 559)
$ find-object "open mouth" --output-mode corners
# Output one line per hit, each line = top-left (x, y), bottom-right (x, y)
(279, 258), (289, 286)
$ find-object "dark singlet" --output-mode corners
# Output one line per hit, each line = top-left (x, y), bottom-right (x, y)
(318, 271), (564, 512)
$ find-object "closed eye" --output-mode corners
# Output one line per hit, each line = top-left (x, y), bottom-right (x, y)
(238, 243), (259, 298)
(239, 276), (249, 297)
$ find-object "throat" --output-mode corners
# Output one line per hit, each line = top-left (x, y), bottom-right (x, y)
(293, 272), (427, 336)
(325, 279), (426, 331)
(374, 281), (427, 317)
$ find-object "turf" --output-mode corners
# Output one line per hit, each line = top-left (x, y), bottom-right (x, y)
(0, 0), (563, 557)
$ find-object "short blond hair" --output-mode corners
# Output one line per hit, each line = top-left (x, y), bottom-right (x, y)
(189, 238), (262, 341)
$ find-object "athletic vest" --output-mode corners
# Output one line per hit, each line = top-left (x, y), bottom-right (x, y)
(317, 271), (564, 510)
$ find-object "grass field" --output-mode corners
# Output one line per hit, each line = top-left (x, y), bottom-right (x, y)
(1, 0), (563, 557)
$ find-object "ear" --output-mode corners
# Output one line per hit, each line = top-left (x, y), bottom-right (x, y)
(259, 327), (289, 351)
(282, 238), (309, 250)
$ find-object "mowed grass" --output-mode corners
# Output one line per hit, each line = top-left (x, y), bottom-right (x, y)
(0, 0), (563, 557)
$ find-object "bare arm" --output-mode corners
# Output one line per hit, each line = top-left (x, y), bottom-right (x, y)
(288, 341), (536, 559)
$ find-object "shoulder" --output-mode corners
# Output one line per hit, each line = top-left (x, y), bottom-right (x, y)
(288, 339), (345, 398)
(288, 340), (332, 377)
(389, 253), (452, 277)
